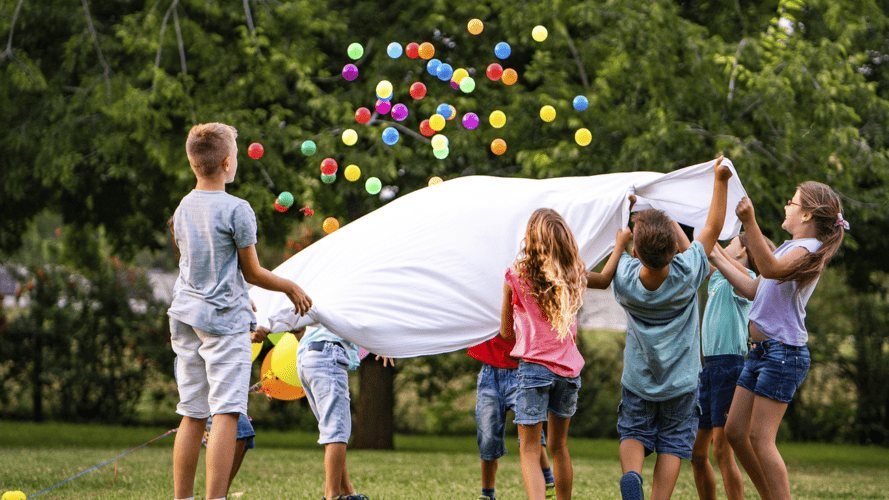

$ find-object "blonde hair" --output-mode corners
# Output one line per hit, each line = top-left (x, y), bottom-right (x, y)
(186, 123), (237, 177)
(514, 208), (587, 341)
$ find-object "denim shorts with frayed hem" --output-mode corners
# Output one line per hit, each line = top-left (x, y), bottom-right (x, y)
(698, 354), (744, 429)
(298, 342), (352, 445)
(476, 364), (546, 460)
(736, 339), (809, 404)
(617, 386), (699, 460)
(513, 361), (580, 425)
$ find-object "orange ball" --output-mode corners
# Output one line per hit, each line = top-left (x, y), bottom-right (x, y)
(467, 18), (484, 35)
(502, 68), (518, 85)
(491, 138), (507, 155)
(428, 176), (444, 186)
(418, 42), (435, 60)
(323, 217), (340, 234)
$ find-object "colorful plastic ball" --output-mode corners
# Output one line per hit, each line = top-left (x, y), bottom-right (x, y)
(321, 173), (336, 184)
(450, 80), (460, 90)
(573, 95), (589, 111)
(277, 191), (294, 208)
(428, 176), (444, 186)
(452, 68), (469, 83)
(489, 110), (506, 128)
(274, 201), (288, 212)
(486, 63), (503, 81)
(320, 158), (338, 176)
(3, 491), (27, 500)
(345, 164), (361, 181)
(323, 217), (339, 234)
(347, 43), (364, 60)
(376, 80), (393, 99)
(342, 129), (358, 146)
(376, 92), (392, 102)
(540, 105), (556, 122)
(406, 42), (420, 59)
(342, 64), (359, 81)
(446, 105), (457, 120)
(433, 147), (449, 159)
(426, 58), (441, 76)
(436, 103), (452, 119)
(429, 114), (446, 131)
(410, 82), (427, 99)
(418, 42), (435, 60)
(459, 77), (476, 93)
(436, 63), (454, 81)
(462, 112), (479, 130)
(495, 42), (511, 59)
(382, 127), (399, 146)
(502, 68), (518, 85)
(365, 177), (382, 195)
(575, 128), (592, 146)
(301, 140), (317, 156)
(419, 120), (434, 137)
(532, 25), (548, 42)
(431, 134), (449, 150)
(248, 143), (264, 159)
(375, 99), (392, 115)
(491, 138), (507, 155)
(355, 107), (372, 124)
(468, 18), (484, 35)
(387, 42), (403, 59)
(391, 103), (409, 121)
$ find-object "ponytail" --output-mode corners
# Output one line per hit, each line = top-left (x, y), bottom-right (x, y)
(779, 181), (845, 289)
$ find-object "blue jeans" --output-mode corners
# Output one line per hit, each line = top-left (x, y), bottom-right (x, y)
(297, 342), (352, 445)
(476, 364), (546, 460)
(698, 354), (744, 429)
(736, 339), (810, 404)
(617, 386), (700, 460)
(513, 361), (581, 425)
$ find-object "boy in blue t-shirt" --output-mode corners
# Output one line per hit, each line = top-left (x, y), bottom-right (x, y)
(168, 122), (312, 500)
(612, 157), (732, 500)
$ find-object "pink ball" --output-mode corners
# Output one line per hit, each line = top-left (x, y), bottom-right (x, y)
(342, 64), (359, 81)
(375, 99), (392, 114)
(391, 103), (409, 121)
(462, 112), (479, 130)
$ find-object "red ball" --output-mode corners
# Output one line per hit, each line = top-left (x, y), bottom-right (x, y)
(405, 42), (420, 59)
(248, 142), (264, 159)
(409, 82), (427, 100)
(486, 63), (503, 81)
(355, 107), (372, 124)
(274, 201), (288, 212)
(320, 158), (338, 176)
(419, 119), (434, 137)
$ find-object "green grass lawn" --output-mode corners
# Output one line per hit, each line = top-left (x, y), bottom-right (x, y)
(2, 422), (889, 499)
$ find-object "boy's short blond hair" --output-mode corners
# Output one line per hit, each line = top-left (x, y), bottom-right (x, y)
(186, 123), (238, 177)
(632, 209), (677, 270)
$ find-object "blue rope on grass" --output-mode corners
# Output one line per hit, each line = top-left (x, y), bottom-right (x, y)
(27, 428), (177, 499)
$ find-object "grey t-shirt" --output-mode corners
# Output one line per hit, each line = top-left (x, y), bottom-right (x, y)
(168, 190), (258, 335)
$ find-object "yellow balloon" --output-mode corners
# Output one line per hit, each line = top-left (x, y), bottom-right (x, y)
(429, 114), (446, 131)
(575, 128), (592, 146)
(540, 105), (556, 122)
(452, 68), (469, 83)
(489, 110), (506, 128)
(532, 25), (548, 42)
(342, 129), (358, 146)
(376, 80), (393, 98)
(345, 164), (361, 181)
(268, 332), (285, 345)
(251, 341), (262, 362)
(270, 333), (301, 387)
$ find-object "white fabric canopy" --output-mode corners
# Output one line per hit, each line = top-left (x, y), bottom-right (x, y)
(250, 158), (748, 358)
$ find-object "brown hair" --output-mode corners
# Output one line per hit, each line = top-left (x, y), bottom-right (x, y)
(780, 181), (845, 288)
(186, 123), (237, 177)
(631, 209), (677, 269)
(738, 232), (776, 275)
(514, 208), (587, 341)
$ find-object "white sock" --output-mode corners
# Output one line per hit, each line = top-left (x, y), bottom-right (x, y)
(174, 498), (195, 500)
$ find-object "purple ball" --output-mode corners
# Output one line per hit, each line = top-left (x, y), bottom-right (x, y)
(342, 64), (359, 81)
(450, 80), (460, 90)
(462, 112), (479, 130)
(391, 103), (409, 121)
(375, 99), (392, 115)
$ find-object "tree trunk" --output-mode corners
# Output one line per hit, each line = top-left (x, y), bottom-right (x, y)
(351, 355), (394, 449)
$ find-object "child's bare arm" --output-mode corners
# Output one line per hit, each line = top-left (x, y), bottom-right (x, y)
(587, 227), (632, 289)
(695, 156), (732, 255)
(710, 243), (759, 300)
(237, 245), (312, 316)
(672, 220), (691, 253)
(735, 198), (810, 280)
(499, 282), (515, 339)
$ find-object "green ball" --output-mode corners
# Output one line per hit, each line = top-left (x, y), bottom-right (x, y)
(301, 140), (316, 156)
(321, 173), (336, 184)
(277, 191), (294, 208)
(433, 147), (450, 159)
(365, 177), (382, 195)
(459, 77), (476, 93)
(347, 43), (364, 60)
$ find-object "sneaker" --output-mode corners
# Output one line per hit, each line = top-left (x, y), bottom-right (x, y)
(620, 471), (644, 500)
(478, 496), (492, 500)
(545, 483), (556, 500)
(345, 495), (370, 500)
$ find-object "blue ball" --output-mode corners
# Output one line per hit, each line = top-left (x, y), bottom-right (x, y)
(387, 42), (403, 59)
(495, 42), (511, 60)
(436, 63), (453, 81)
(426, 58), (441, 76)
(382, 127), (400, 146)
(376, 93), (393, 102)
(573, 95), (589, 111)
(436, 103), (452, 119)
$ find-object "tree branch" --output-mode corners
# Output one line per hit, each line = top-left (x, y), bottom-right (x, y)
(727, 39), (747, 103)
(243, 0), (262, 57)
(557, 18), (589, 93)
(1, 0), (25, 60)
(173, 8), (187, 77)
(152, 0), (179, 91)
(733, 0), (748, 33)
(81, 0), (113, 106)
(800, 64), (821, 90)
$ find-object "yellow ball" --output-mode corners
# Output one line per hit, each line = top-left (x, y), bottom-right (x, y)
(540, 105), (556, 122)
(491, 138), (507, 155)
(468, 18), (484, 35)
(431, 134), (448, 150)
(489, 110), (506, 129)
(344, 164), (361, 181)
(452, 68), (469, 83)
(2, 491), (26, 500)
(428, 176), (443, 186)
(323, 217), (340, 234)
(342, 129), (358, 146)
(532, 25), (548, 42)
(575, 128), (592, 146)
(429, 114), (446, 131)
(270, 333), (301, 387)
(376, 80), (393, 98)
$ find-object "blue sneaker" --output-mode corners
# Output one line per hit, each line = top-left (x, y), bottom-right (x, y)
(620, 471), (644, 500)
(345, 495), (370, 500)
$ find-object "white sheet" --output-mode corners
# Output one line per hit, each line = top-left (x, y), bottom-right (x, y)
(249, 158), (747, 357)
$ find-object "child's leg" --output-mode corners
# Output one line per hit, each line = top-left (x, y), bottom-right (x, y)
(173, 416), (208, 500)
(227, 439), (248, 493)
(748, 395), (790, 500)
(205, 412), (238, 499)
(538, 444), (551, 471)
(712, 427), (743, 500)
(725, 387), (771, 499)
(547, 414), (572, 500)
(650, 454), (681, 500)
(339, 454), (356, 496)
(324, 442), (349, 498)
(690, 428), (716, 500)
(619, 439), (646, 474)
(481, 459), (498, 489)
(518, 423), (546, 500)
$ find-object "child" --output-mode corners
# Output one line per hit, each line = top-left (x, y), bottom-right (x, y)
(612, 157), (732, 500)
(713, 182), (846, 500)
(468, 335), (556, 500)
(691, 234), (774, 500)
(500, 208), (631, 500)
(168, 122), (312, 500)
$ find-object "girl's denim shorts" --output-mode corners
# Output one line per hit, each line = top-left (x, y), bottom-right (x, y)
(736, 339), (810, 404)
